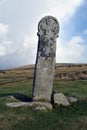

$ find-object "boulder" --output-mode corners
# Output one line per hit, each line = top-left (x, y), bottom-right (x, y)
(54, 93), (70, 106)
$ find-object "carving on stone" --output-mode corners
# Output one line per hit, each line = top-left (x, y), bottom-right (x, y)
(38, 16), (59, 60)
(39, 35), (56, 60)
(38, 16), (59, 37)
(32, 16), (59, 102)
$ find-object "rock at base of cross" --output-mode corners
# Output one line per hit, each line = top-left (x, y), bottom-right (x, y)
(54, 93), (70, 106)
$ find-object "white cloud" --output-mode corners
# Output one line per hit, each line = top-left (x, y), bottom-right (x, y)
(56, 36), (85, 63)
(0, 44), (6, 56)
(0, 23), (9, 36)
(12, 35), (37, 64)
(3, 40), (12, 45)
(22, 0), (84, 64)
(23, 36), (37, 49)
(0, 0), (85, 69)
(19, 35), (37, 56)
(15, 35), (85, 65)
(0, 40), (13, 57)
(46, 0), (84, 22)
(22, 36), (37, 62)
(0, 23), (13, 57)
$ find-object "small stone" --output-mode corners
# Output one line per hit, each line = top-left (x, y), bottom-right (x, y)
(7, 96), (16, 100)
(54, 93), (70, 106)
(34, 106), (46, 111)
(69, 96), (78, 103)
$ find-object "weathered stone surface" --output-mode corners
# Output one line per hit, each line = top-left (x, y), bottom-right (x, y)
(34, 106), (46, 111)
(69, 96), (78, 103)
(33, 102), (52, 110)
(6, 102), (33, 107)
(6, 96), (18, 101)
(32, 16), (59, 102)
(54, 93), (70, 106)
(6, 101), (52, 110)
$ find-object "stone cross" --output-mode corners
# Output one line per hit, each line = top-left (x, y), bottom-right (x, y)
(32, 16), (59, 102)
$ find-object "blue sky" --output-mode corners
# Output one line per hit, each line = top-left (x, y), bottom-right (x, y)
(0, 0), (87, 69)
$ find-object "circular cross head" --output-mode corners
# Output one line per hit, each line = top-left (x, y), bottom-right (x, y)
(38, 16), (59, 38)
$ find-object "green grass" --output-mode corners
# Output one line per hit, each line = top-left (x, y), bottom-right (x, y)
(53, 80), (87, 99)
(0, 79), (87, 130)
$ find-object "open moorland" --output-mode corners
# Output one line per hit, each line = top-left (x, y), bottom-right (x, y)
(0, 64), (87, 130)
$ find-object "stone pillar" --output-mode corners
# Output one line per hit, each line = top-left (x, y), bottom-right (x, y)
(32, 16), (59, 102)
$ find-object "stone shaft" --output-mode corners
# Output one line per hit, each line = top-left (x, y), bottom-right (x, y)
(32, 16), (59, 102)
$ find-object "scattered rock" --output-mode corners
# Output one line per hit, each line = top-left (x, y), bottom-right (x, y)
(7, 96), (16, 100)
(6, 94), (79, 109)
(34, 106), (47, 111)
(7, 96), (18, 100)
(69, 96), (78, 103)
(4, 95), (19, 102)
(54, 93), (70, 106)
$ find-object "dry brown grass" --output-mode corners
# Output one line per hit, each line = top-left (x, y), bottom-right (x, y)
(0, 63), (87, 84)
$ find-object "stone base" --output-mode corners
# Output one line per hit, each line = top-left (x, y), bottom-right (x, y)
(5, 93), (79, 111)
(6, 101), (52, 110)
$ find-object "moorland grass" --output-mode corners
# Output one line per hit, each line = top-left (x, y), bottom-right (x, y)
(53, 80), (87, 99)
(0, 79), (87, 130)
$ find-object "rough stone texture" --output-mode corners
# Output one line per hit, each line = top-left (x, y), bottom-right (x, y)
(6, 102), (33, 107)
(54, 93), (70, 106)
(6, 96), (18, 101)
(33, 102), (52, 110)
(6, 101), (52, 110)
(69, 96), (78, 103)
(32, 16), (59, 102)
(34, 106), (46, 111)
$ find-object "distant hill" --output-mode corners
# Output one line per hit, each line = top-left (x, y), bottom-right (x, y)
(0, 63), (87, 86)
(55, 63), (87, 81)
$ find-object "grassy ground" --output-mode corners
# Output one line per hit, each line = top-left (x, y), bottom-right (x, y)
(0, 64), (87, 130)
(0, 79), (87, 130)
